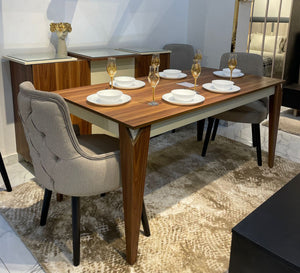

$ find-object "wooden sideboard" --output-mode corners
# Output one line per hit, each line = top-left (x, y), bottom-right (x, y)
(7, 48), (170, 162)
(9, 58), (91, 162)
(68, 48), (171, 80)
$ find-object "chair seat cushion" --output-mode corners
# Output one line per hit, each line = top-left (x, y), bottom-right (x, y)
(77, 134), (119, 155)
(213, 100), (268, 124)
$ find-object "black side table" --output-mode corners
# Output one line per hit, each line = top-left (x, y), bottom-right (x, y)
(282, 83), (300, 111)
(0, 152), (12, 191)
(229, 173), (300, 273)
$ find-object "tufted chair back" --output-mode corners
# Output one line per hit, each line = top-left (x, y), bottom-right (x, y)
(17, 81), (151, 266)
(18, 81), (121, 197)
(163, 43), (195, 70)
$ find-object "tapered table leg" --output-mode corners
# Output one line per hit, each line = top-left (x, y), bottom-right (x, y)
(268, 84), (283, 168)
(119, 124), (151, 265)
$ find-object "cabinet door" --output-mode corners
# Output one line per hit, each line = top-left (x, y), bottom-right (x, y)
(134, 53), (170, 77)
(9, 62), (33, 162)
(32, 60), (92, 135)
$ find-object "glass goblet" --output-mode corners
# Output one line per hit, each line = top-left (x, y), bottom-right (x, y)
(228, 53), (237, 81)
(106, 57), (117, 89)
(151, 53), (160, 68)
(148, 65), (160, 106)
(191, 59), (201, 91)
(194, 48), (203, 62)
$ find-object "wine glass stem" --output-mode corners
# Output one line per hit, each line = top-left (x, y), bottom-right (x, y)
(194, 78), (197, 91)
(230, 70), (232, 81)
(152, 87), (155, 102)
(110, 77), (114, 89)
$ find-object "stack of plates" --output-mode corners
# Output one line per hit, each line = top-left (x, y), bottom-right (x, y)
(86, 89), (131, 106)
(162, 89), (205, 105)
(112, 76), (145, 89)
(213, 69), (244, 78)
(202, 80), (240, 94)
(159, 70), (187, 80)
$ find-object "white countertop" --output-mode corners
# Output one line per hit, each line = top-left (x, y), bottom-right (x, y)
(4, 53), (77, 65)
(68, 48), (135, 59)
(117, 48), (171, 55)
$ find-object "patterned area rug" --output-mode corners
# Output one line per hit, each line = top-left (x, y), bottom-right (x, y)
(262, 109), (300, 136)
(1, 124), (300, 273)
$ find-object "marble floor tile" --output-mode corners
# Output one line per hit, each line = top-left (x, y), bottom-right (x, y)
(0, 214), (44, 272)
(0, 161), (34, 191)
(0, 259), (9, 273)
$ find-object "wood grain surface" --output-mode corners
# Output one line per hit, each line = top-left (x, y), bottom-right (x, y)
(54, 67), (283, 265)
(134, 53), (170, 77)
(9, 62), (33, 162)
(32, 60), (92, 135)
(55, 67), (283, 129)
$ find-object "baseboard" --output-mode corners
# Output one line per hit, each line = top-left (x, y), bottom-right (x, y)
(2, 153), (21, 166)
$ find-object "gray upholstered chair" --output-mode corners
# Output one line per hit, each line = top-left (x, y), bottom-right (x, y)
(0, 152), (12, 192)
(18, 81), (150, 266)
(200, 52), (267, 166)
(163, 44), (195, 133)
(163, 43), (194, 70)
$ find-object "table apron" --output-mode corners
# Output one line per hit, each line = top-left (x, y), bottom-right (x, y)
(67, 86), (275, 138)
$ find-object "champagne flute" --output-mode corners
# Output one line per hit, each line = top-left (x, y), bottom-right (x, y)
(151, 53), (160, 68)
(106, 57), (117, 89)
(148, 65), (160, 106)
(194, 48), (202, 62)
(228, 53), (237, 81)
(191, 59), (201, 91)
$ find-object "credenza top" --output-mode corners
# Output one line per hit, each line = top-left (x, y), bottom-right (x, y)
(4, 52), (77, 65)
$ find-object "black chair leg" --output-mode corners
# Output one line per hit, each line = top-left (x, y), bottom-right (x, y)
(251, 124), (257, 147)
(253, 124), (262, 166)
(197, 119), (205, 141)
(202, 117), (215, 157)
(0, 152), (12, 192)
(40, 189), (52, 226)
(72, 197), (80, 266)
(211, 119), (220, 141)
(141, 200), (151, 237)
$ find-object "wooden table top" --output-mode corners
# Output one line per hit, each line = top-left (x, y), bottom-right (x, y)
(54, 67), (284, 129)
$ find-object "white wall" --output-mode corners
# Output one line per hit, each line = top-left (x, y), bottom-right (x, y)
(0, 0), (235, 158)
(187, 0), (236, 68)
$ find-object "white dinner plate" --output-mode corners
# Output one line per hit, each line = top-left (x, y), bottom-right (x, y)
(112, 80), (145, 89)
(159, 72), (187, 80)
(87, 93), (131, 106)
(202, 83), (240, 93)
(213, 71), (244, 78)
(162, 93), (205, 105)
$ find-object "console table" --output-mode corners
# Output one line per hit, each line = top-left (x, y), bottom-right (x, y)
(5, 53), (91, 162)
(68, 47), (171, 84)
(5, 48), (170, 162)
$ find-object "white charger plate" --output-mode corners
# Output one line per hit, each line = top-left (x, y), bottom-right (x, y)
(162, 93), (205, 105)
(202, 83), (240, 93)
(213, 71), (244, 78)
(159, 72), (187, 80)
(87, 93), (131, 106)
(112, 80), (145, 89)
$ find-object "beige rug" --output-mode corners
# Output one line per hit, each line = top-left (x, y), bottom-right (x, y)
(262, 110), (300, 136)
(1, 124), (300, 273)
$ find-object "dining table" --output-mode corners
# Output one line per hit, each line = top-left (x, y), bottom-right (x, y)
(54, 67), (283, 265)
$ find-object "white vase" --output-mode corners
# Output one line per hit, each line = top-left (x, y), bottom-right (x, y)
(56, 31), (68, 58)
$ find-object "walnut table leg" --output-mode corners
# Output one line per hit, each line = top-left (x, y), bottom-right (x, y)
(268, 84), (283, 168)
(119, 124), (151, 265)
